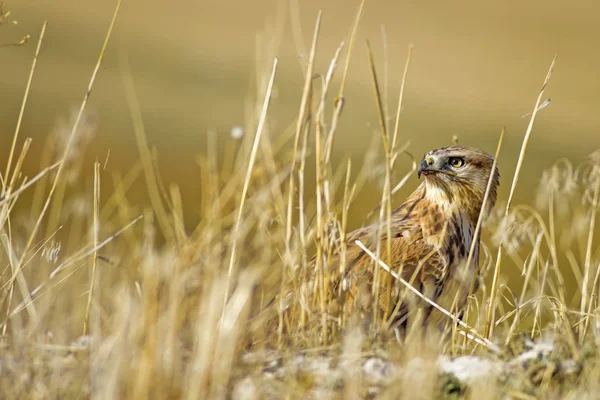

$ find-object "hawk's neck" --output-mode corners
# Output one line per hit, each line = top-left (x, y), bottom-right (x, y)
(421, 180), (488, 227)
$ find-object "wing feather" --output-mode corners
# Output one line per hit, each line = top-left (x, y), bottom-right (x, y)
(324, 194), (449, 327)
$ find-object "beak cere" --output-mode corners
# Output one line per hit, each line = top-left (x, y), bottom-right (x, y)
(418, 157), (435, 179)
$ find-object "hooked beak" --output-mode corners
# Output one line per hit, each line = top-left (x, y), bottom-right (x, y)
(418, 157), (435, 179)
(417, 157), (456, 179)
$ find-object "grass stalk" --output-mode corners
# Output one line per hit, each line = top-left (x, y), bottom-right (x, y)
(485, 55), (557, 339)
(356, 239), (498, 351)
(225, 57), (278, 312)
(280, 12), (320, 344)
(366, 40), (394, 325)
(580, 169), (600, 342)
(2, 21), (46, 196)
(83, 162), (100, 336)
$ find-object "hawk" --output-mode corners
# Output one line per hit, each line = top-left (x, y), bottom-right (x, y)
(313, 146), (500, 331)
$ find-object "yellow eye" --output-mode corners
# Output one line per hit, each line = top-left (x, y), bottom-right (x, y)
(449, 157), (465, 168)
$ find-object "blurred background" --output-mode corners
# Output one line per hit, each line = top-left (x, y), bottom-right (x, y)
(1, 0), (600, 224)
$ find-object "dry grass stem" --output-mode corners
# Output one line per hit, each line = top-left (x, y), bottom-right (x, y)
(226, 57), (279, 308)
(485, 55), (557, 339)
(3, 21), (46, 196)
(83, 162), (101, 335)
(355, 239), (498, 351)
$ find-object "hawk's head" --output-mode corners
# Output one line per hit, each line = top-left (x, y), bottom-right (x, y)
(417, 146), (500, 222)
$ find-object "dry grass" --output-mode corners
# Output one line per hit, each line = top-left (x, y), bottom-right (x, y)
(1, 2), (600, 399)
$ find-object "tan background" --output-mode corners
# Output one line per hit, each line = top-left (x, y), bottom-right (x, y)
(2, 0), (600, 218)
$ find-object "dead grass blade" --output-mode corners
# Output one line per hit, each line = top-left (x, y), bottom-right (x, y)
(3, 21), (46, 196)
(225, 57), (279, 308)
(355, 239), (498, 351)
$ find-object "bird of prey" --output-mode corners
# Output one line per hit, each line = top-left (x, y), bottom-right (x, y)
(313, 145), (500, 332)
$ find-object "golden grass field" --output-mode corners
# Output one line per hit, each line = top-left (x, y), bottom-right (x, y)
(1, 1), (600, 398)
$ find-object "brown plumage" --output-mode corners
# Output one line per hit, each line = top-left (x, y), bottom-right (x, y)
(318, 146), (500, 330)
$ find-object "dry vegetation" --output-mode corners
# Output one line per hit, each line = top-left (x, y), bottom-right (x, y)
(1, 2), (600, 399)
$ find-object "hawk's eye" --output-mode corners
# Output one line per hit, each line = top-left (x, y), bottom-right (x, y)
(449, 157), (465, 168)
